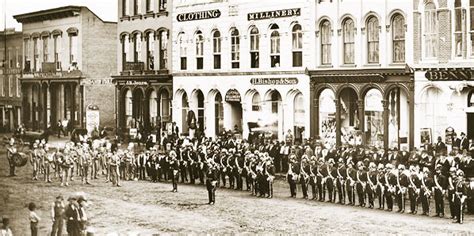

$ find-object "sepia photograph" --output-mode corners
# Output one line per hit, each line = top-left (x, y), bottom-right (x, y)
(1, 0), (474, 235)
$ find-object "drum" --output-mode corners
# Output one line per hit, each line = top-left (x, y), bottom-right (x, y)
(11, 152), (28, 167)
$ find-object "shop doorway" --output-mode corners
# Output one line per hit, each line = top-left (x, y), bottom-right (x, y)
(468, 91), (474, 140)
(264, 90), (282, 140)
(319, 88), (336, 147)
(215, 92), (224, 136)
(339, 87), (359, 145)
(132, 89), (144, 129)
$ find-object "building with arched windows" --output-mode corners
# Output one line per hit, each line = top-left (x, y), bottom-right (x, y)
(413, 0), (474, 148)
(308, 0), (415, 150)
(172, 0), (315, 141)
(14, 6), (117, 132)
(113, 0), (173, 138)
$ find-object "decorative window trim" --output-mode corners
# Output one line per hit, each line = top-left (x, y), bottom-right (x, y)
(66, 27), (79, 36)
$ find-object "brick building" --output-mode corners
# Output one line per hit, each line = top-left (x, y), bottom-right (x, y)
(0, 29), (22, 133)
(413, 0), (474, 147)
(113, 0), (173, 139)
(308, 0), (415, 150)
(14, 6), (117, 132)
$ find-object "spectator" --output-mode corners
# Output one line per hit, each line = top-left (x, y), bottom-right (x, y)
(28, 202), (40, 236)
(50, 195), (65, 236)
(0, 217), (13, 236)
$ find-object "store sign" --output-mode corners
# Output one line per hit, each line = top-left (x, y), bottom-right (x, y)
(250, 77), (298, 85)
(117, 81), (148, 86)
(248, 8), (301, 21)
(225, 89), (241, 102)
(425, 68), (472, 81)
(177, 10), (221, 22)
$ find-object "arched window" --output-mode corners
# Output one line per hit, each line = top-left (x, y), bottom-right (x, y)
(294, 93), (305, 127)
(213, 30), (221, 69)
(454, 0), (464, 57)
(292, 24), (303, 67)
(424, 2), (438, 59)
(146, 31), (155, 70)
(231, 28), (240, 69)
(470, 0), (474, 56)
(121, 34), (130, 70)
(42, 35), (49, 62)
(125, 90), (133, 125)
(159, 30), (168, 69)
(161, 90), (170, 122)
(133, 33), (141, 62)
(250, 27), (259, 68)
(367, 16), (379, 64)
(195, 31), (204, 70)
(270, 24), (280, 68)
(133, 0), (140, 15)
(343, 18), (355, 64)
(392, 14), (405, 63)
(252, 92), (261, 111)
(33, 37), (39, 71)
(320, 20), (332, 65)
(179, 33), (187, 70)
(149, 90), (158, 126)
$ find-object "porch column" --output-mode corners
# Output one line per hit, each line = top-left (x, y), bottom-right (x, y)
(382, 100), (389, 151)
(358, 99), (365, 146)
(335, 99), (341, 147)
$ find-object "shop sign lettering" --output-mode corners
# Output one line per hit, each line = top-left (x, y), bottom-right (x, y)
(250, 77), (298, 85)
(248, 8), (301, 21)
(425, 68), (472, 81)
(177, 10), (221, 22)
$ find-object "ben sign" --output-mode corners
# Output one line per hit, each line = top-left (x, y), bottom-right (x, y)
(425, 68), (472, 81)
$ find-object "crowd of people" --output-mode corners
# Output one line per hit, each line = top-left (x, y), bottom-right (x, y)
(4, 130), (474, 236)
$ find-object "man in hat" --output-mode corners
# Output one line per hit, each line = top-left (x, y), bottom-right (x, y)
(453, 169), (468, 223)
(460, 132), (469, 154)
(345, 160), (357, 206)
(65, 196), (80, 236)
(435, 136), (447, 156)
(169, 151), (180, 192)
(51, 195), (65, 236)
(419, 167), (433, 216)
(407, 165), (421, 214)
(433, 164), (448, 217)
(376, 163), (386, 209)
(206, 161), (218, 204)
(77, 196), (88, 234)
(395, 165), (409, 213)
(6, 138), (17, 177)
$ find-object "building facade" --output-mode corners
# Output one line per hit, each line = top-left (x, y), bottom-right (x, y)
(308, 0), (415, 150)
(113, 0), (173, 137)
(172, 0), (315, 141)
(14, 6), (117, 132)
(0, 29), (22, 132)
(413, 0), (474, 147)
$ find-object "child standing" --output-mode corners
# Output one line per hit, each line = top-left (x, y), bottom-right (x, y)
(28, 202), (40, 236)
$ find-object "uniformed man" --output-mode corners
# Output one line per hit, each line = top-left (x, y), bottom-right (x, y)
(50, 195), (65, 236)
(109, 150), (121, 187)
(169, 151), (180, 192)
(345, 160), (357, 206)
(452, 169), (468, 224)
(396, 165), (409, 213)
(355, 161), (367, 207)
(366, 162), (377, 209)
(300, 157), (310, 199)
(407, 165), (421, 214)
(287, 154), (298, 198)
(433, 164), (448, 217)
(385, 164), (396, 211)
(376, 164), (386, 209)
(420, 167), (433, 216)
(206, 161), (218, 205)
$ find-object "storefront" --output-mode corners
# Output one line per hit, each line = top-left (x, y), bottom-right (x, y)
(113, 75), (172, 137)
(414, 68), (474, 147)
(173, 74), (310, 141)
(309, 68), (414, 150)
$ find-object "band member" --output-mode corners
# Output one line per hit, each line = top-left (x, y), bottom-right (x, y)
(448, 167), (457, 219)
(30, 141), (41, 180)
(299, 157), (310, 199)
(452, 170), (468, 224)
(6, 138), (17, 176)
(396, 165), (409, 213)
(420, 167), (433, 216)
(356, 161), (367, 207)
(170, 151), (180, 192)
(345, 161), (357, 205)
(265, 159), (275, 198)
(407, 166), (421, 214)
(80, 145), (92, 185)
(433, 164), (448, 217)
(206, 162), (218, 205)
(385, 164), (396, 211)
(366, 162), (377, 209)
(287, 155), (298, 198)
(376, 164), (386, 209)
(43, 145), (53, 183)
(336, 158), (347, 204)
(109, 150), (121, 187)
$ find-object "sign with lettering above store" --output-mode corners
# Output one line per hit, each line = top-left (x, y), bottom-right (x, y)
(425, 68), (472, 81)
(248, 8), (301, 21)
(250, 77), (299, 85)
(225, 89), (241, 103)
(177, 10), (221, 22)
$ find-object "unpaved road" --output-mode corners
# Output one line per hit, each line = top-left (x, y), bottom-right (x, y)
(1, 148), (473, 235)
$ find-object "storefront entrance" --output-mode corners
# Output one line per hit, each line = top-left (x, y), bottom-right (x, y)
(468, 91), (474, 140)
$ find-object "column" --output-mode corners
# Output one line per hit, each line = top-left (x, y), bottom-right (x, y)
(409, 83), (415, 150)
(59, 84), (64, 121)
(382, 100), (389, 150)
(335, 99), (341, 147)
(358, 99), (365, 146)
(70, 84), (76, 127)
(312, 97), (319, 139)
(46, 84), (51, 127)
(242, 103), (249, 141)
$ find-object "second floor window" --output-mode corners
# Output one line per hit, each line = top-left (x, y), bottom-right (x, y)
(292, 24), (303, 67)
(146, 0), (154, 12)
(134, 0), (140, 15)
(392, 14), (405, 63)
(33, 38), (39, 71)
(122, 35), (130, 69)
(122, 0), (129, 16)
(42, 36), (49, 62)
(321, 20), (332, 65)
(343, 18), (355, 64)
(133, 33), (141, 62)
(53, 35), (59, 63)
(159, 0), (167, 11)
(179, 34), (187, 70)
(270, 24), (280, 68)
(367, 16), (379, 64)
(159, 30), (168, 69)
(146, 32), (154, 70)
(195, 31), (204, 70)
(213, 31), (221, 69)
(250, 27), (259, 68)
(24, 38), (30, 71)
(69, 33), (78, 65)
(424, 2), (438, 59)
(454, 0), (464, 57)
(231, 28), (240, 69)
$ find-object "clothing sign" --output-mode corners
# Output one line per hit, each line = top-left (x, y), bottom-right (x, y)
(177, 10), (221, 22)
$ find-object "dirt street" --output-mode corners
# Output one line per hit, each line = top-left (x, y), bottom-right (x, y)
(1, 148), (473, 235)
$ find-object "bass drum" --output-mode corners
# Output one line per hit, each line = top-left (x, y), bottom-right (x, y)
(11, 152), (28, 167)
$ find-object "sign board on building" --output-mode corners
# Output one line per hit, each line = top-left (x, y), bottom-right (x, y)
(248, 8), (301, 21)
(86, 105), (100, 135)
(177, 10), (221, 22)
(225, 89), (241, 102)
(445, 127), (455, 145)
(250, 77), (298, 85)
(425, 68), (472, 81)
